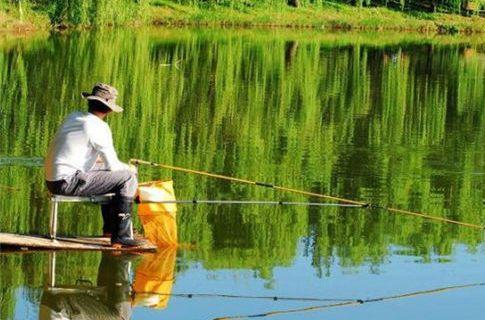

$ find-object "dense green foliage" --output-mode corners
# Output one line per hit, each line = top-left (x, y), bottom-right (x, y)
(0, 29), (483, 318)
(164, 0), (485, 12)
(48, 0), (149, 26)
(0, 0), (483, 28)
(2, 0), (149, 26)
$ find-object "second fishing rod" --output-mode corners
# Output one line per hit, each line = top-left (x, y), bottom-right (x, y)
(130, 158), (484, 230)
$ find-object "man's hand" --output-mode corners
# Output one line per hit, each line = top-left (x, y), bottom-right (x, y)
(128, 164), (138, 174)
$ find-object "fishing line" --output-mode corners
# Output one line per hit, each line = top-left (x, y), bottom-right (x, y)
(130, 159), (484, 230)
(143, 199), (362, 208)
(134, 291), (357, 303)
(213, 282), (485, 319)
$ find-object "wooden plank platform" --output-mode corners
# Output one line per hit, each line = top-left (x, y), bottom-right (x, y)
(0, 233), (157, 252)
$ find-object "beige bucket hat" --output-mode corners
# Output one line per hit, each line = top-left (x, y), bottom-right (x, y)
(82, 83), (123, 113)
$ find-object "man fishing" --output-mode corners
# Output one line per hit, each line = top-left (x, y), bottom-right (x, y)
(44, 83), (141, 248)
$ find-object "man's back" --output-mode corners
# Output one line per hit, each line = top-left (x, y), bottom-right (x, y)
(45, 111), (108, 181)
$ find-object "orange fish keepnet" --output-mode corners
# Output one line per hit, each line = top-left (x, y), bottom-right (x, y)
(137, 180), (178, 247)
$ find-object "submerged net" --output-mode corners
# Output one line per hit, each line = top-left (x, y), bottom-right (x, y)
(132, 247), (177, 309)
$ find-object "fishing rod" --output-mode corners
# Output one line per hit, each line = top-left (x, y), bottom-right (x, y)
(130, 159), (484, 230)
(144, 199), (362, 208)
(214, 282), (485, 319)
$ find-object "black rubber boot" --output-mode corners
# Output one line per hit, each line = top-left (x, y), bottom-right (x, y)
(101, 203), (113, 237)
(111, 198), (143, 248)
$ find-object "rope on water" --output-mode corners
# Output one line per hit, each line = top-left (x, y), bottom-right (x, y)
(213, 282), (485, 319)
(130, 159), (484, 230)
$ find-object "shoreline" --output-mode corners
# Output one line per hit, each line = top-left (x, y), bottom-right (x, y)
(2, 27), (484, 50)
(0, 3), (484, 35)
(149, 3), (485, 34)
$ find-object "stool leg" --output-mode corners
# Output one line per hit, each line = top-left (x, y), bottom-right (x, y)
(49, 200), (58, 240)
(48, 251), (56, 287)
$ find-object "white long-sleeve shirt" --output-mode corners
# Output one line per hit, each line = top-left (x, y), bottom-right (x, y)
(45, 111), (129, 181)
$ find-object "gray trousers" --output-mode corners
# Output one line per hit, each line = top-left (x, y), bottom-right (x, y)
(46, 169), (138, 234)
(46, 169), (138, 199)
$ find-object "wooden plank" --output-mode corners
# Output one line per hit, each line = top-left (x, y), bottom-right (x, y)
(0, 233), (157, 252)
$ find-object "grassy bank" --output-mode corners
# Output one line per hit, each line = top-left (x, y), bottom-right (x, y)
(0, 2), (48, 32)
(150, 1), (485, 33)
(0, 1), (484, 33)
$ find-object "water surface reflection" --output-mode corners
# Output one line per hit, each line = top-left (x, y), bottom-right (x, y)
(0, 28), (483, 319)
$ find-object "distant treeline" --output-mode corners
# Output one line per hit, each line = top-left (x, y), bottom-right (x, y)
(167, 0), (483, 13)
(2, 0), (484, 27)
(290, 0), (483, 12)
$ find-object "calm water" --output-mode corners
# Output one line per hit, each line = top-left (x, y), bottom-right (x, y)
(0, 29), (484, 319)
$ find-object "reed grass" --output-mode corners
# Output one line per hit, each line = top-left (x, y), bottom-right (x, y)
(49, 0), (150, 26)
(0, 0), (149, 28)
